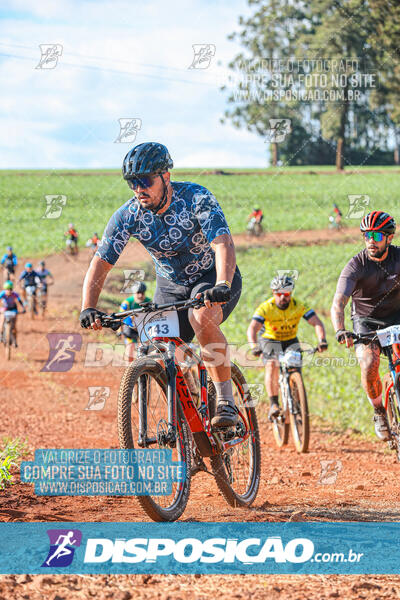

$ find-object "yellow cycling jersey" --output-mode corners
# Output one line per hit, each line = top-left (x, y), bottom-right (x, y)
(253, 296), (315, 341)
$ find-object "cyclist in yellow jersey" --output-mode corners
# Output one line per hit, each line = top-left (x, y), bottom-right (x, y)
(247, 275), (328, 419)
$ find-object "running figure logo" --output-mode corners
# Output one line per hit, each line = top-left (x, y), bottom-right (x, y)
(346, 195), (370, 219)
(114, 118), (142, 143)
(268, 119), (291, 143)
(318, 459), (342, 485)
(188, 44), (216, 69)
(36, 44), (63, 69)
(42, 333), (82, 372)
(120, 269), (146, 293)
(42, 529), (82, 567)
(42, 195), (67, 219)
(86, 386), (110, 410)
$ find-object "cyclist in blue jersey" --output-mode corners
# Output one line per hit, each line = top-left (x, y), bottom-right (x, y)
(36, 260), (54, 315)
(18, 263), (41, 305)
(0, 280), (25, 344)
(36, 260), (54, 292)
(1, 246), (18, 283)
(80, 142), (242, 428)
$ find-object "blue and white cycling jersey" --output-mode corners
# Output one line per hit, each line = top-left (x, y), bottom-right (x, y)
(96, 182), (231, 286)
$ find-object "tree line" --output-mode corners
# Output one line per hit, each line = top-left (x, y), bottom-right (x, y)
(222, 0), (400, 168)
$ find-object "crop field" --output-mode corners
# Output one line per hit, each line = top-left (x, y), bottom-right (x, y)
(1, 168), (400, 256)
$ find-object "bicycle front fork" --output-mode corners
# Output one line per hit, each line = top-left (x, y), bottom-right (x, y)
(137, 341), (178, 449)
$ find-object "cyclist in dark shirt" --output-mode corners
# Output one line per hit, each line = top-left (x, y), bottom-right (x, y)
(19, 263), (41, 305)
(80, 142), (242, 429)
(331, 211), (398, 441)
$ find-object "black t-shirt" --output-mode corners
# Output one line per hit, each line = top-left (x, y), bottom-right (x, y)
(336, 245), (400, 318)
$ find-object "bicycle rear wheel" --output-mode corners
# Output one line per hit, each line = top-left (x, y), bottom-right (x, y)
(209, 363), (261, 508)
(288, 370), (309, 453)
(118, 357), (192, 522)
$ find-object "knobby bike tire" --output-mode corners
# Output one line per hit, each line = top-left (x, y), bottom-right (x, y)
(4, 321), (11, 360)
(209, 363), (261, 508)
(383, 373), (400, 460)
(272, 379), (290, 448)
(288, 370), (309, 453)
(118, 357), (192, 522)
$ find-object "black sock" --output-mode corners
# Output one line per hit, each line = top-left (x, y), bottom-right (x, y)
(269, 395), (279, 406)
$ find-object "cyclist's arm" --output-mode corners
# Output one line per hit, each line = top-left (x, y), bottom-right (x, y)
(306, 313), (326, 343)
(82, 255), (113, 310)
(330, 291), (350, 332)
(247, 317), (263, 347)
(210, 234), (236, 285)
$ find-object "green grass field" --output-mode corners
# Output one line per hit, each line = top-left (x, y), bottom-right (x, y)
(1, 168), (396, 437)
(1, 168), (400, 257)
(221, 243), (380, 436)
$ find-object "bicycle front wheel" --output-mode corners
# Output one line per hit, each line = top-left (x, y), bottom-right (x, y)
(4, 322), (11, 360)
(271, 380), (290, 448)
(210, 363), (261, 508)
(118, 357), (192, 522)
(384, 373), (400, 459)
(288, 370), (309, 453)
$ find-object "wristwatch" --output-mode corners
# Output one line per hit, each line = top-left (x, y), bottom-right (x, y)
(216, 280), (231, 289)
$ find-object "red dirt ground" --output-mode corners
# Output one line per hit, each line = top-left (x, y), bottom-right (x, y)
(1, 233), (400, 598)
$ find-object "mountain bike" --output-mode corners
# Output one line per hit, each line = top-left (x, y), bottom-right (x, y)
(99, 296), (261, 522)
(350, 318), (400, 461)
(246, 218), (263, 238)
(25, 285), (37, 320)
(37, 282), (53, 317)
(271, 346), (317, 453)
(2, 310), (19, 360)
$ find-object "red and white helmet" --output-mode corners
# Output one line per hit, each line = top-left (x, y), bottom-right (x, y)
(360, 211), (396, 234)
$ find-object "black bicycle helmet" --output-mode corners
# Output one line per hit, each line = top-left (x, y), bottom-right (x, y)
(360, 211), (396, 234)
(122, 142), (173, 179)
(132, 281), (147, 294)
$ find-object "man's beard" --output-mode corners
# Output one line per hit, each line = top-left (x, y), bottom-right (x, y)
(277, 300), (290, 309)
(367, 242), (389, 259)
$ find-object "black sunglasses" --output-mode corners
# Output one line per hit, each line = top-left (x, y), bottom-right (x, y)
(127, 174), (160, 190)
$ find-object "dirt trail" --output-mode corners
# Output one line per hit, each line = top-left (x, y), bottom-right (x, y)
(233, 226), (361, 248)
(1, 243), (400, 597)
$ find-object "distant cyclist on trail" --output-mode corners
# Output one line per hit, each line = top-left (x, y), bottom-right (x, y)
(331, 211), (399, 441)
(119, 281), (151, 342)
(80, 142), (242, 429)
(1, 246), (17, 283)
(64, 223), (79, 254)
(247, 274), (328, 420)
(247, 208), (264, 236)
(18, 263), (41, 306)
(329, 203), (342, 229)
(85, 232), (100, 254)
(36, 260), (54, 313)
(0, 281), (25, 344)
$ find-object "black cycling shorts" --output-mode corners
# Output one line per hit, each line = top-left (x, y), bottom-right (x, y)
(153, 266), (242, 342)
(259, 337), (299, 365)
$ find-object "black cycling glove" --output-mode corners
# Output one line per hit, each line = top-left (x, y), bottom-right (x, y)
(203, 284), (231, 304)
(335, 329), (352, 343)
(79, 308), (106, 329)
(317, 339), (328, 352)
(251, 346), (262, 357)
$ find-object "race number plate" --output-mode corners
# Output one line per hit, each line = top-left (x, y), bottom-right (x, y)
(134, 310), (180, 342)
(376, 325), (400, 347)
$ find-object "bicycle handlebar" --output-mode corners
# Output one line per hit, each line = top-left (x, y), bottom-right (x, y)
(99, 295), (206, 328)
